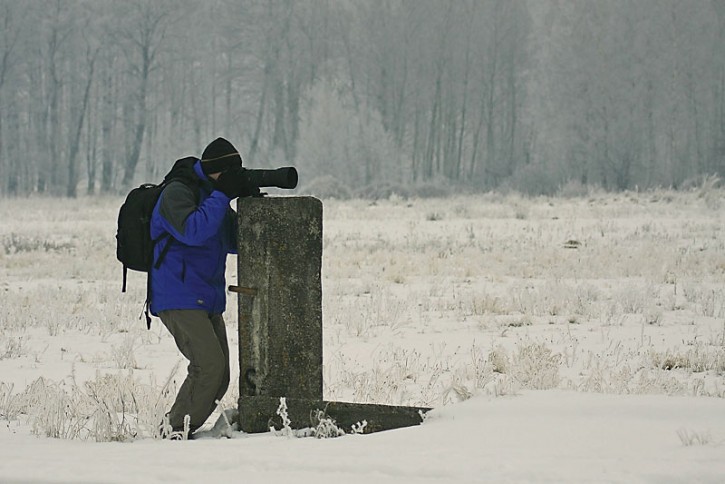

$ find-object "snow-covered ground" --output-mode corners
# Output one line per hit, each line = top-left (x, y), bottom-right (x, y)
(1, 189), (724, 483)
(2, 391), (724, 483)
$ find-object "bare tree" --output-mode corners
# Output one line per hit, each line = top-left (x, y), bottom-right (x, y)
(66, 41), (98, 197)
(115, 0), (175, 190)
(0, 0), (23, 194)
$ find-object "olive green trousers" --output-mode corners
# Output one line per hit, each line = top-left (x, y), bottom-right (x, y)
(159, 310), (230, 432)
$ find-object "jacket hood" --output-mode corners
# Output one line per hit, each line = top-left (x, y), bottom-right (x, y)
(163, 156), (202, 186)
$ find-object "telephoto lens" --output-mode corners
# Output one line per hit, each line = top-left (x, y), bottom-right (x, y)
(242, 167), (298, 189)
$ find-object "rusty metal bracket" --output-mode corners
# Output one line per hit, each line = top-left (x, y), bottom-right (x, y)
(228, 285), (258, 296)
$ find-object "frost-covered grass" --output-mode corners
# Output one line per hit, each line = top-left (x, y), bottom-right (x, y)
(0, 189), (724, 481)
(321, 190), (725, 404)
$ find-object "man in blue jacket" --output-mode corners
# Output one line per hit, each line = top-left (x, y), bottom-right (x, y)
(150, 137), (253, 439)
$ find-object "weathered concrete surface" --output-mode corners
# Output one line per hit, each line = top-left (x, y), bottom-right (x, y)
(238, 395), (431, 434)
(236, 197), (323, 401)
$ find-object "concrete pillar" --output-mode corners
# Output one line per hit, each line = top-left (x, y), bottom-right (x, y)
(235, 196), (323, 401)
(234, 196), (429, 434)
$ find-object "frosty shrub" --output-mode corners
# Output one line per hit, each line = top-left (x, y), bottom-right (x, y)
(615, 285), (647, 314)
(0, 336), (26, 360)
(1, 233), (74, 255)
(84, 371), (176, 441)
(351, 420), (368, 434)
(111, 335), (140, 370)
(16, 369), (177, 442)
(677, 428), (712, 446)
(272, 397), (293, 438)
(573, 350), (721, 396)
(511, 343), (561, 390)
(271, 400), (346, 439)
(442, 381), (475, 403)
(577, 360), (635, 395)
(0, 382), (20, 421)
(649, 345), (725, 374)
(694, 174), (722, 210)
(23, 377), (91, 439)
(488, 347), (511, 375)
(680, 285), (719, 317)
(476, 344), (560, 391)
(309, 409), (345, 439)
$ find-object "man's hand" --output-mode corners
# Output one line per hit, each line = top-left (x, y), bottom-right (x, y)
(214, 168), (260, 198)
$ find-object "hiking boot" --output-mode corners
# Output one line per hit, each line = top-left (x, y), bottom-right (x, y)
(165, 430), (195, 441)
(193, 409), (240, 439)
(158, 411), (200, 440)
(158, 418), (196, 440)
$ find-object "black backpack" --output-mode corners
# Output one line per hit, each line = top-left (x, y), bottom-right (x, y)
(116, 183), (170, 282)
(116, 157), (199, 328)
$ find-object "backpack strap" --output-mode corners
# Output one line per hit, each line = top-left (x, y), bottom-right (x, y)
(154, 234), (173, 269)
(143, 285), (153, 329)
(143, 234), (174, 329)
(122, 265), (128, 293)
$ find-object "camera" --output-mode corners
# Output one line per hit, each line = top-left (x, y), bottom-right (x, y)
(240, 167), (298, 190)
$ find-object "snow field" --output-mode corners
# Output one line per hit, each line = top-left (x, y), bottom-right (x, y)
(0, 189), (724, 482)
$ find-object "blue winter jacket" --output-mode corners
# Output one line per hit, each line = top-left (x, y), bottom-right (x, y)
(149, 160), (237, 316)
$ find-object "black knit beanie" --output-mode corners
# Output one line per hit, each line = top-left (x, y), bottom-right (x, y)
(200, 137), (242, 176)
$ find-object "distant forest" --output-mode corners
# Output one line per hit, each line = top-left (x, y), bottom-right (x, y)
(0, 0), (724, 197)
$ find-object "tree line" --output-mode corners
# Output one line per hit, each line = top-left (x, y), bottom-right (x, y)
(0, 0), (723, 197)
